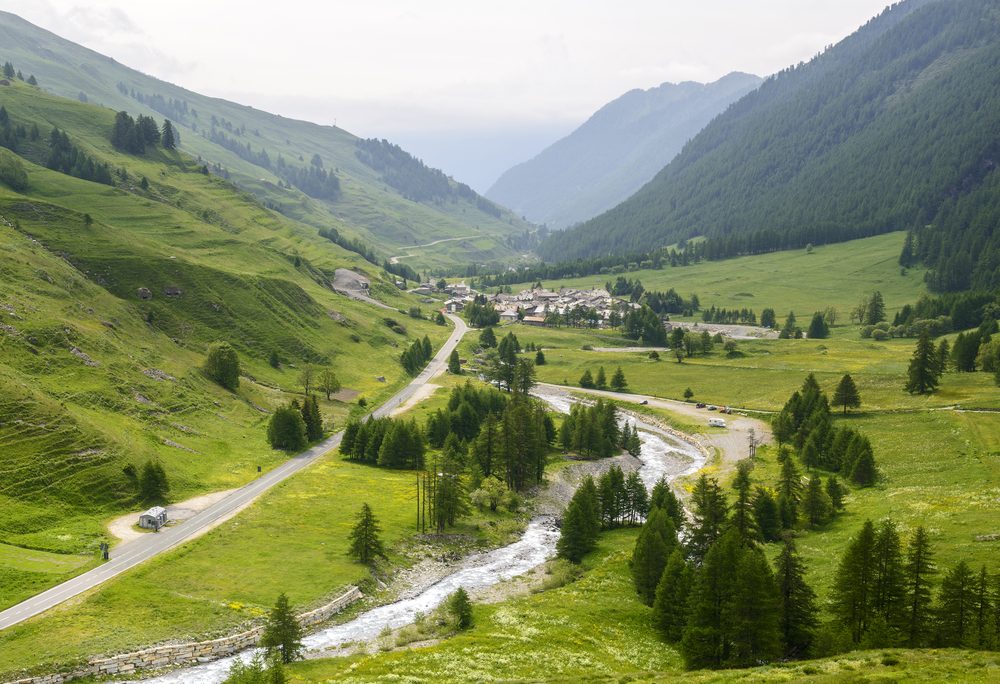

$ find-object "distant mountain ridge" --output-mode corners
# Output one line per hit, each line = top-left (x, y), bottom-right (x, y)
(0, 11), (531, 269)
(540, 0), (1000, 293)
(486, 72), (761, 229)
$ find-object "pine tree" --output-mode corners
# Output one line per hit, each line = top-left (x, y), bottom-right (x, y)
(775, 540), (818, 658)
(802, 474), (832, 527)
(348, 503), (384, 565)
(971, 566), (992, 648)
(685, 474), (729, 563)
(849, 443), (878, 487)
(653, 548), (692, 642)
(871, 520), (907, 641)
(610, 366), (628, 391)
(624, 470), (648, 524)
(535, 349), (546, 365)
(832, 373), (861, 415)
(479, 326), (497, 348)
(936, 560), (975, 647)
(730, 461), (760, 545)
(752, 487), (782, 542)
(260, 593), (303, 663)
(831, 520), (876, 643)
(681, 531), (741, 669)
(807, 312), (829, 339)
(632, 509), (678, 605)
(161, 120), (176, 150)
(557, 479), (601, 563)
(300, 396), (323, 441)
(905, 329), (940, 394)
(650, 478), (685, 531)
(422, 335), (432, 360)
(936, 339), (951, 374)
(777, 457), (803, 526)
(448, 349), (461, 374)
(826, 476), (846, 511)
(2, 62), (14, 79)
(267, 405), (307, 451)
(595, 366), (608, 390)
(579, 369), (595, 388)
(724, 546), (783, 667)
(904, 525), (936, 647)
(139, 460), (169, 504)
(449, 587), (474, 630)
(865, 291), (886, 325)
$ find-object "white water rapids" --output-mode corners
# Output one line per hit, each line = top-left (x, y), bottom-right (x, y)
(135, 386), (704, 683)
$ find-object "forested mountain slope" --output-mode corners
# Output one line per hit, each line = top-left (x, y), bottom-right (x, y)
(0, 78), (447, 606)
(487, 72), (761, 229)
(540, 0), (1000, 292)
(0, 11), (533, 270)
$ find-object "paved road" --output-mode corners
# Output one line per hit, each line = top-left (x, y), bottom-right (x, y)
(0, 314), (468, 633)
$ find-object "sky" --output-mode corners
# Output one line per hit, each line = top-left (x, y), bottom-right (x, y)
(0, 0), (893, 190)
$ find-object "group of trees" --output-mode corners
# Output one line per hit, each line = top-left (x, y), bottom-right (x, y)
(831, 519), (1000, 651)
(267, 396), (323, 451)
(905, 317), (999, 394)
(772, 374), (877, 486)
(577, 366), (628, 392)
(341, 416), (426, 469)
(400, 335), (433, 375)
(622, 305), (667, 346)
(558, 471), (681, 563)
(274, 153), (341, 201)
(47, 127), (115, 185)
(111, 111), (173, 154)
(480, 333), (536, 393)
(701, 306), (759, 326)
(123, 460), (170, 504)
(558, 399), (638, 459)
(465, 297), (500, 328)
(1, 61), (37, 85)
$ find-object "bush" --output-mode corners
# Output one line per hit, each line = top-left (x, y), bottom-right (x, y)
(0, 149), (28, 192)
(860, 325), (875, 338)
(267, 405), (307, 451)
(871, 329), (890, 341)
(204, 342), (240, 390)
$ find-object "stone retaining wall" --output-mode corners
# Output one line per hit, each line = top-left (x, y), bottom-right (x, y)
(5, 586), (362, 684)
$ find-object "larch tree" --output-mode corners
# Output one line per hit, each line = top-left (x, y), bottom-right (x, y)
(448, 349), (461, 374)
(260, 593), (303, 663)
(832, 373), (861, 415)
(904, 525), (936, 647)
(936, 560), (975, 647)
(905, 329), (940, 395)
(348, 503), (384, 566)
(652, 548), (693, 642)
(632, 508), (678, 605)
(610, 366), (628, 391)
(831, 520), (877, 644)
(775, 539), (818, 658)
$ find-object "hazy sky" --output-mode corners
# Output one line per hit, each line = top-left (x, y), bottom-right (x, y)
(0, 0), (893, 189)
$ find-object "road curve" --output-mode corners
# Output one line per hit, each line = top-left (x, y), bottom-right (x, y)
(0, 314), (469, 633)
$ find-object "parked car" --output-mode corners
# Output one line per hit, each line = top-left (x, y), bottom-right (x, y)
(696, 402), (706, 409)
(708, 405), (718, 411)
(708, 417), (727, 428)
(722, 407), (733, 414)
(639, 399), (649, 405)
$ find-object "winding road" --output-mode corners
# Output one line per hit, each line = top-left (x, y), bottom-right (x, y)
(0, 314), (468, 633)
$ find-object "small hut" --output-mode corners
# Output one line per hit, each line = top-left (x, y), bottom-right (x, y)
(138, 506), (167, 530)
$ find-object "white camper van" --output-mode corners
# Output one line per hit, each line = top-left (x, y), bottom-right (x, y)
(708, 417), (727, 428)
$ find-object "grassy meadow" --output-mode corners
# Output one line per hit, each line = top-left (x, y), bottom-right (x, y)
(502, 232), (924, 320)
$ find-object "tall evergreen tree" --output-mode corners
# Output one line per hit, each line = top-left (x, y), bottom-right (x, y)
(300, 395), (323, 441)
(936, 560), (975, 647)
(831, 373), (861, 415)
(610, 366), (628, 391)
(904, 525), (936, 647)
(831, 520), (877, 643)
(775, 540), (818, 658)
(905, 329), (940, 394)
(650, 477), (685, 531)
(632, 509), (678, 605)
(681, 531), (741, 668)
(479, 326), (497, 348)
(871, 519), (907, 641)
(802, 474), (832, 527)
(685, 474), (729, 563)
(449, 587), (474, 630)
(825, 477), (846, 511)
(448, 349), (461, 374)
(849, 443), (878, 487)
(752, 487), (781, 542)
(348, 503), (384, 565)
(267, 405), (307, 451)
(260, 593), (303, 663)
(653, 548), (692, 642)
(971, 566), (992, 649)
(595, 366), (608, 390)
(725, 547), (783, 667)
(730, 461), (760, 545)
(557, 478), (601, 563)
(161, 119), (176, 150)
(807, 311), (829, 339)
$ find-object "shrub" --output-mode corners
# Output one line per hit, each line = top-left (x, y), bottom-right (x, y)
(0, 149), (28, 192)
(203, 342), (240, 390)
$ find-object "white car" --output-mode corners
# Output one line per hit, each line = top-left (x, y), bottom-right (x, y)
(708, 417), (727, 428)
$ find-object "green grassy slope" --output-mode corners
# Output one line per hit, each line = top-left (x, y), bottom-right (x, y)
(0, 11), (533, 270)
(0, 80), (450, 607)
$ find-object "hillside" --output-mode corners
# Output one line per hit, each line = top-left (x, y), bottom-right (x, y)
(539, 0), (1000, 292)
(0, 11), (534, 271)
(487, 72), (761, 229)
(0, 78), (450, 607)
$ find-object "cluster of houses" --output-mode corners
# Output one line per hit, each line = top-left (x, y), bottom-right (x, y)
(421, 282), (634, 328)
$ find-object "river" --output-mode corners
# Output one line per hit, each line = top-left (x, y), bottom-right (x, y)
(135, 386), (704, 683)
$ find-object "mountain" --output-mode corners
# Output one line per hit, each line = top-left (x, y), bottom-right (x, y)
(539, 0), (1000, 292)
(487, 72), (761, 229)
(0, 76), (450, 603)
(0, 11), (534, 271)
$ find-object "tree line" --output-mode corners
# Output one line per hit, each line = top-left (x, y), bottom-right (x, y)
(400, 335), (433, 375)
(558, 399), (639, 459)
(578, 366), (628, 393)
(111, 111), (175, 154)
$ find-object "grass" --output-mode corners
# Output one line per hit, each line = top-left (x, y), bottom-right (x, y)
(286, 530), (1000, 682)
(503, 232), (924, 319)
(0, 81), (452, 610)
